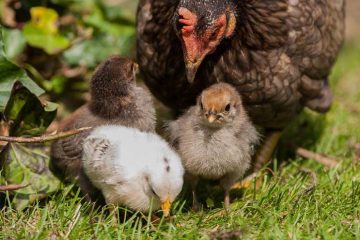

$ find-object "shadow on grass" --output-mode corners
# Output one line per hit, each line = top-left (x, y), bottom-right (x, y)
(276, 110), (327, 162)
(179, 179), (246, 211)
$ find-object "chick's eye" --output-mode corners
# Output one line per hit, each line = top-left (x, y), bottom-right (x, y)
(225, 104), (231, 112)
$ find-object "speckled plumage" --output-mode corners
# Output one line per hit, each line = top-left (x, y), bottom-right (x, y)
(168, 83), (259, 208)
(50, 56), (156, 200)
(136, 0), (345, 129)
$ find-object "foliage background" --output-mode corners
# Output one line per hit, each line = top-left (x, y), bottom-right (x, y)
(0, 0), (360, 239)
(0, 0), (140, 210)
(0, 0), (138, 118)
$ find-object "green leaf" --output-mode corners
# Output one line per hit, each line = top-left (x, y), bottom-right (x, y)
(63, 35), (117, 67)
(63, 33), (134, 67)
(206, 197), (215, 208)
(4, 82), (57, 136)
(0, 27), (44, 112)
(23, 25), (70, 54)
(44, 75), (67, 94)
(22, 7), (70, 54)
(0, 27), (6, 59)
(1, 143), (60, 210)
(101, 0), (138, 23)
(2, 29), (26, 60)
(84, 7), (134, 37)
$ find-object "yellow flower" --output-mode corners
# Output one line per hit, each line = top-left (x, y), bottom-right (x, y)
(30, 7), (59, 34)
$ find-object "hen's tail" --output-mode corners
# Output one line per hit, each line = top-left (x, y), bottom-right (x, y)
(301, 77), (333, 113)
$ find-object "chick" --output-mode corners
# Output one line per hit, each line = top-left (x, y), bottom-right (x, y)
(51, 56), (155, 200)
(82, 125), (184, 216)
(168, 83), (259, 210)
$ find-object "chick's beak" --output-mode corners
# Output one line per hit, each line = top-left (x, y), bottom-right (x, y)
(207, 114), (217, 123)
(161, 198), (172, 217)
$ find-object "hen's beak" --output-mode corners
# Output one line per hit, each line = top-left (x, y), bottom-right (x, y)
(161, 198), (172, 217)
(185, 57), (204, 83)
(180, 28), (207, 83)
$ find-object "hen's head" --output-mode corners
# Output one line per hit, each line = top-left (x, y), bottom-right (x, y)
(174, 0), (237, 82)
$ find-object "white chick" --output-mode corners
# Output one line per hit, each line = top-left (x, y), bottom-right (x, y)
(82, 125), (184, 216)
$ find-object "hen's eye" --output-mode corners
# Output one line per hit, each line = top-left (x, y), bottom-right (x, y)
(209, 31), (217, 41)
(225, 104), (231, 112)
(176, 20), (185, 32)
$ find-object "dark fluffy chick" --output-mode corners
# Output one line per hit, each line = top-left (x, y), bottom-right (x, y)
(168, 83), (259, 210)
(50, 56), (155, 201)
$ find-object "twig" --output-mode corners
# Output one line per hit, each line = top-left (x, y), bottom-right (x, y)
(0, 127), (92, 143)
(348, 140), (360, 162)
(349, 141), (360, 151)
(64, 204), (82, 239)
(300, 167), (318, 194)
(208, 229), (242, 240)
(264, 167), (276, 176)
(293, 168), (318, 206)
(62, 65), (87, 78)
(0, 183), (30, 191)
(296, 147), (338, 168)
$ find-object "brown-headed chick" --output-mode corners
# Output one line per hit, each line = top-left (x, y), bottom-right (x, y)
(168, 83), (259, 210)
(50, 56), (155, 201)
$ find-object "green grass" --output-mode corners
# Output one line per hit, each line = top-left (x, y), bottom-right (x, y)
(1, 41), (360, 240)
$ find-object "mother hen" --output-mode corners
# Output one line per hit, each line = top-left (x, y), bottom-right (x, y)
(136, 0), (345, 164)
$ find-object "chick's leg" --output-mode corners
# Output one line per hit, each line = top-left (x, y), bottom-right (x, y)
(224, 189), (230, 212)
(191, 180), (200, 211)
(109, 204), (119, 226)
(185, 173), (200, 211)
(220, 172), (240, 212)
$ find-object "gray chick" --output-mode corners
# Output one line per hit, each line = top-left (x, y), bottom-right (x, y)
(50, 56), (155, 201)
(168, 83), (259, 210)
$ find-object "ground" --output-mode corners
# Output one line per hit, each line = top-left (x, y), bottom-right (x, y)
(1, 2), (360, 240)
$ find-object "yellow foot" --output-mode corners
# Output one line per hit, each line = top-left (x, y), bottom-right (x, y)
(231, 173), (261, 190)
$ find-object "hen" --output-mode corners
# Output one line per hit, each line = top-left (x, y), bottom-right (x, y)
(136, 0), (345, 164)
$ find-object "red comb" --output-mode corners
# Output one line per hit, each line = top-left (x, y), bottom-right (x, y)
(179, 18), (193, 26)
(178, 7), (197, 33)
